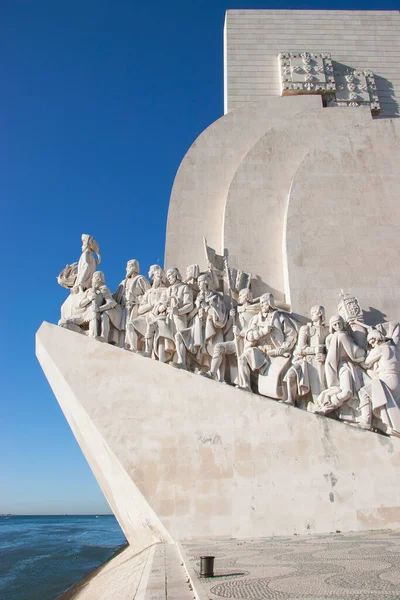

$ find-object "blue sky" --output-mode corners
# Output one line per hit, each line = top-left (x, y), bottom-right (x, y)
(1, 0), (398, 514)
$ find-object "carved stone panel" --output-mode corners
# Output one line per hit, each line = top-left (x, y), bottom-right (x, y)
(278, 52), (336, 96)
(327, 69), (381, 115)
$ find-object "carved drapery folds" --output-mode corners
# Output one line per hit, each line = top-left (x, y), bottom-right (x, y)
(56, 235), (400, 437)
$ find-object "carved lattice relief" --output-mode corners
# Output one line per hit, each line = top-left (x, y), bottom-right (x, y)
(278, 52), (336, 95)
(326, 69), (381, 115)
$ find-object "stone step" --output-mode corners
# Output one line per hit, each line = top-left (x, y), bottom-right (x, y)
(143, 544), (195, 600)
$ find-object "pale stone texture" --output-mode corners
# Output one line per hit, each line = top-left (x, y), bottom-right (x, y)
(222, 105), (372, 300)
(37, 323), (400, 547)
(60, 543), (194, 600)
(285, 116), (400, 318)
(164, 95), (321, 276)
(166, 99), (400, 319)
(224, 9), (400, 118)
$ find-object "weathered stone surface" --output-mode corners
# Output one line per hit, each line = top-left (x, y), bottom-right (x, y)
(36, 323), (400, 549)
(165, 95), (321, 276)
(224, 9), (400, 118)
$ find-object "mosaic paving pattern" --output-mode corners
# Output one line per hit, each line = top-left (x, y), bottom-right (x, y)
(183, 531), (400, 599)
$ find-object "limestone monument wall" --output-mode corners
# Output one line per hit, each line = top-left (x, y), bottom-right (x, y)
(38, 9), (400, 563)
(37, 323), (400, 553)
(166, 9), (400, 319)
(224, 10), (400, 117)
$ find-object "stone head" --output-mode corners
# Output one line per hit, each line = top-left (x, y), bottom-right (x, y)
(167, 267), (182, 285)
(81, 233), (90, 251)
(126, 259), (139, 277)
(92, 271), (105, 289)
(367, 329), (384, 348)
(329, 314), (344, 333)
(198, 273), (212, 292)
(260, 293), (275, 315)
(238, 287), (252, 305)
(149, 264), (161, 280)
(185, 264), (200, 281)
(310, 305), (325, 325)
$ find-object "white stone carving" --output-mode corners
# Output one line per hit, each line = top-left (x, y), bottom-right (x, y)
(237, 293), (297, 395)
(278, 53), (380, 115)
(114, 259), (150, 350)
(75, 234), (101, 293)
(278, 52), (336, 96)
(284, 305), (328, 406)
(175, 272), (228, 369)
(206, 287), (259, 383)
(57, 233), (100, 292)
(55, 232), (400, 436)
(314, 315), (368, 425)
(79, 271), (122, 344)
(327, 69), (381, 115)
(130, 265), (172, 360)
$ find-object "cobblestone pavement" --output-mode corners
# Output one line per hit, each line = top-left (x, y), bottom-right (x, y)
(182, 530), (400, 599)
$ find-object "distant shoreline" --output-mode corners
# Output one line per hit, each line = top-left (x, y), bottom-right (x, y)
(56, 542), (129, 600)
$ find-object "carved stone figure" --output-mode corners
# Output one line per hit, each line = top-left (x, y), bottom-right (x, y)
(130, 265), (175, 361)
(315, 315), (368, 426)
(74, 234), (101, 293)
(79, 271), (122, 343)
(359, 330), (400, 436)
(175, 272), (228, 369)
(114, 259), (150, 349)
(165, 267), (194, 337)
(284, 305), (328, 406)
(206, 287), (259, 383)
(237, 293), (297, 394)
(184, 264), (201, 298)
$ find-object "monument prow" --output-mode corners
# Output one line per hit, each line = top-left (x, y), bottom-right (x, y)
(37, 322), (400, 552)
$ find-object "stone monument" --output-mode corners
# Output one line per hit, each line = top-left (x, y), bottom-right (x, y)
(37, 9), (400, 597)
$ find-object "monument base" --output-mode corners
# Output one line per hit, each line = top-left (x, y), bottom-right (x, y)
(36, 322), (400, 554)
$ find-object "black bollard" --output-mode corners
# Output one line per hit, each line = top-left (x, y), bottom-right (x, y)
(200, 555), (215, 577)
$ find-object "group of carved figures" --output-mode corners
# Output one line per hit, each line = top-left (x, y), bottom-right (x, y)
(57, 234), (400, 438)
